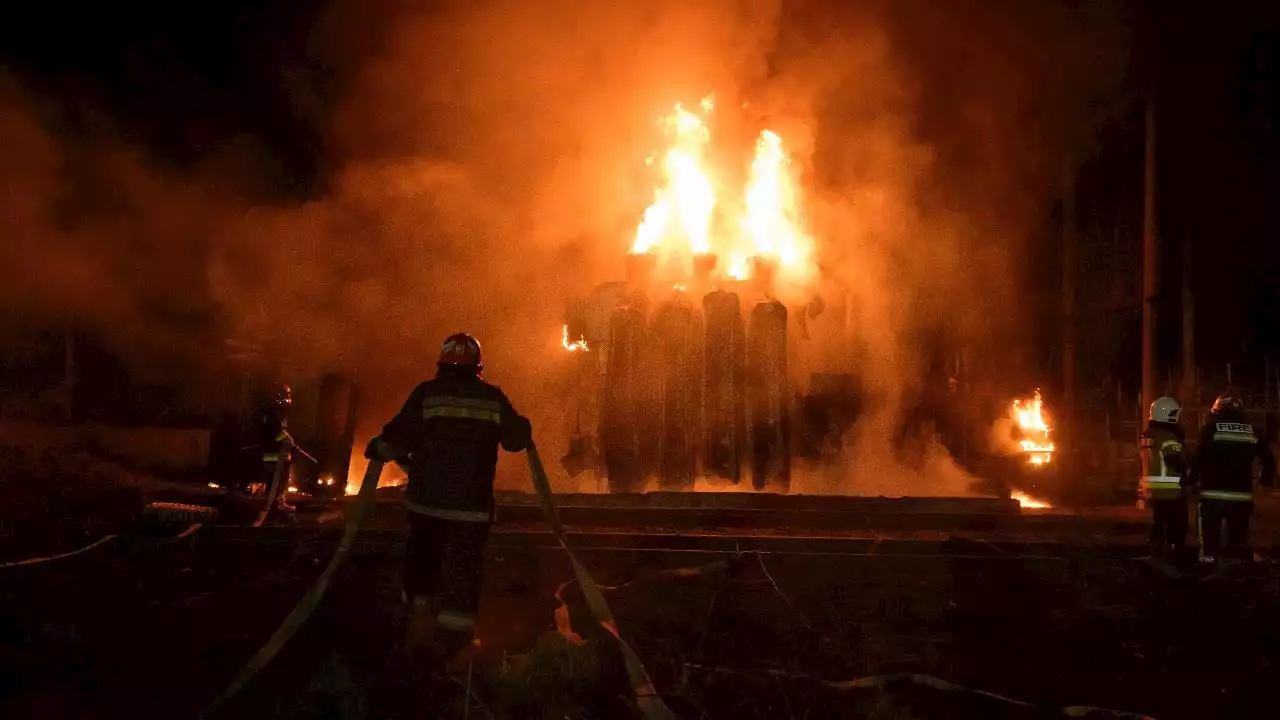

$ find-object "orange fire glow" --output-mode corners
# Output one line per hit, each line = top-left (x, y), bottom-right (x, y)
(345, 452), (409, 496)
(1010, 490), (1051, 509)
(1011, 390), (1055, 466)
(631, 96), (813, 286)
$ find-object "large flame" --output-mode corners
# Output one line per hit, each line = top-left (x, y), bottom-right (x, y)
(631, 96), (812, 286)
(632, 97), (716, 257)
(1011, 390), (1055, 466)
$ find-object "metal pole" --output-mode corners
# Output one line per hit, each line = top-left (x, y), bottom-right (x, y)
(1141, 94), (1158, 418)
(1181, 224), (1195, 404)
(1062, 157), (1078, 417)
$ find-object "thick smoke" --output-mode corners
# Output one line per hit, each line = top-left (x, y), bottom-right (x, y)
(0, 0), (1124, 494)
(773, 1), (1124, 496)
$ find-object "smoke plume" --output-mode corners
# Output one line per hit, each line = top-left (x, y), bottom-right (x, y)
(0, 0), (1124, 494)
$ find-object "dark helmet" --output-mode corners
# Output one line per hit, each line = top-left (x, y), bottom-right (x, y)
(255, 381), (292, 409)
(438, 332), (483, 372)
(1210, 391), (1243, 416)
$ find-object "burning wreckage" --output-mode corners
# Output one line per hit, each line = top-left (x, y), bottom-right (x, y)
(556, 97), (1058, 506)
(557, 97), (824, 492)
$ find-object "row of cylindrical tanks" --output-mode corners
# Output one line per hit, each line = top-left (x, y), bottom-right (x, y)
(577, 261), (793, 493)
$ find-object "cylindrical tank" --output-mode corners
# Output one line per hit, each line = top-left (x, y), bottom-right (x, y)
(600, 306), (648, 492)
(313, 374), (359, 498)
(626, 252), (658, 287)
(747, 299), (790, 491)
(692, 254), (717, 292)
(703, 289), (746, 483)
(651, 294), (702, 490)
(749, 256), (778, 297)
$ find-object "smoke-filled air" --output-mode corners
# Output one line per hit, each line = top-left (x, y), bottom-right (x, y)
(0, 0), (1125, 495)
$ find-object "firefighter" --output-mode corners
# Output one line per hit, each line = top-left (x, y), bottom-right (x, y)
(366, 332), (531, 661)
(1140, 396), (1190, 562)
(1189, 392), (1275, 567)
(250, 381), (298, 513)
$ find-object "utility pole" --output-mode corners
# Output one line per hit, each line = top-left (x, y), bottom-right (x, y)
(1141, 93), (1158, 418)
(1062, 157), (1077, 418)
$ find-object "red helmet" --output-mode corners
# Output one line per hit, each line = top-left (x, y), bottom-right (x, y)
(438, 332), (483, 369)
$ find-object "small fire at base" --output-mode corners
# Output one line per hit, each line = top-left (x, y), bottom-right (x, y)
(1010, 489), (1051, 509)
(1011, 390), (1055, 467)
(561, 324), (589, 352)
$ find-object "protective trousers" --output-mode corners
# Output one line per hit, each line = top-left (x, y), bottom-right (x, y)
(403, 513), (490, 635)
(1197, 499), (1254, 561)
(1148, 498), (1188, 558)
(260, 460), (291, 506)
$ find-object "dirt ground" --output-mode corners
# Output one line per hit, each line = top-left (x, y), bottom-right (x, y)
(3, 516), (1279, 720)
(3, 454), (1278, 720)
(0, 448), (144, 563)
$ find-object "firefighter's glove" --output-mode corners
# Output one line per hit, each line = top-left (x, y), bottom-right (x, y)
(365, 436), (400, 462)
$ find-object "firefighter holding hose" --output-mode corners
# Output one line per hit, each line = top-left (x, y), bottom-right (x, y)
(366, 332), (531, 661)
(1188, 391), (1275, 567)
(1140, 396), (1190, 563)
(244, 381), (312, 515)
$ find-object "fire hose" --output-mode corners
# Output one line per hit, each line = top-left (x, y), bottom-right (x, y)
(526, 442), (679, 720)
(0, 533), (119, 570)
(251, 433), (318, 527)
(200, 453), (382, 717)
(202, 442), (678, 719)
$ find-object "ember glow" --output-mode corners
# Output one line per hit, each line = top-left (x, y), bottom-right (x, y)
(1011, 390), (1055, 466)
(1010, 490), (1051, 509)
(630, 96), (813, 286)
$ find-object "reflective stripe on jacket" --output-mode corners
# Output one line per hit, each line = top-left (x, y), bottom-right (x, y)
(262, 432), (293, 463)
(422, 395), (503, 424)
(380, 370), (532, 520)
(1193, 413), (1275, 499)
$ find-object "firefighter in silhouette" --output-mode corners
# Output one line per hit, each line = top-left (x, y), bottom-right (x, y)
(247, 382), (301, 513)
(1140, 396), (1190, 562)
(366, 333), (531, 662)
(1189, 391), (1275, 567)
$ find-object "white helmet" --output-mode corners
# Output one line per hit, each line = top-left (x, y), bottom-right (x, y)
(1149, 396), (1181, 424)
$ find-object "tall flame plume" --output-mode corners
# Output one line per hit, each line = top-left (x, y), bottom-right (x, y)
(631, 95), (813, 286)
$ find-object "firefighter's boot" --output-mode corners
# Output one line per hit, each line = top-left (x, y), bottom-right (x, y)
(405, 594), (442, 659)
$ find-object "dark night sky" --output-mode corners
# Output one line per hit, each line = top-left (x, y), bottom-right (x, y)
(1, 1), (1278, 393)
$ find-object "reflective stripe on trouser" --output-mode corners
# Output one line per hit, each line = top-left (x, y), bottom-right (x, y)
(1199, 497), (1255, 561)
(437, 609), (476, 632)
(1149, 497), (1188, 553)
(1142, 475), (1182, 500)
(1200, 489), (1254, 501)
(403, 513), (490, 637)
(404, 500), (491, 522)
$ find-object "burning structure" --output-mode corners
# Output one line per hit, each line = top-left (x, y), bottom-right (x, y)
(986, 389), (1057, 507)
(559, 96), (840, 493)
(1011, 390), (1056, 467)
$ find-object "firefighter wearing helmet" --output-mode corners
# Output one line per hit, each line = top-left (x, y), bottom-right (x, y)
(248, 381), (298, 514)
(366, 333), (531, 661)
(1140, 396), (1190, 562)
(1188, 391), (1275, 567)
